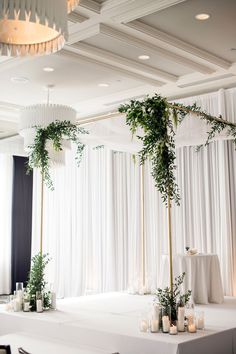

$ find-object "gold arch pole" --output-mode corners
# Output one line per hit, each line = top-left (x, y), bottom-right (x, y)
(140, 163), (146, 291)
(168, 195), (173, 292)
(40, 172), (44, 254)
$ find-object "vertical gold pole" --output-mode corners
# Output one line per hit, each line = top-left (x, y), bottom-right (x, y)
(40, 173), (44, 254)
(168, 194), (173, 292)
(140, 163), (145, 290)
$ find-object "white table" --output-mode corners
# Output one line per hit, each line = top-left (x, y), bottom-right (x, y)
(160, 254), (224, 304)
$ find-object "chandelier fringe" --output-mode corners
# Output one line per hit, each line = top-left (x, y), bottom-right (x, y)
(0, 34), (65, 56)
(0, 0), (68, 56)
(67, 0), (79, 13)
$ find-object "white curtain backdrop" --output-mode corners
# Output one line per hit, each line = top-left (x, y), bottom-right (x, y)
(32, 87), (236, 297)
(32, 148), (143, 297)
(0, 154), (13, 294)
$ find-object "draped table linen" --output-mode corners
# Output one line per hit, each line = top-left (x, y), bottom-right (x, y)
(160, 254), (224, 304)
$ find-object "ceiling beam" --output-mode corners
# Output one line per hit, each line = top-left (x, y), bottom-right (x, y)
(60, 47), (165, 86)
(126, 20), (232, 70)
(68, 23), (100, 44)
(109, 0), (187, 23)
(100, 25), (215, 74)
(70, 42), (177, 82)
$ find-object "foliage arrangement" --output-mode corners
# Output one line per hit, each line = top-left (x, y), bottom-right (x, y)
(26, 253), (51, 311)
(155, 273), (191, 320)
(119, 94), (236, 206)
(27, 120), (88, 190)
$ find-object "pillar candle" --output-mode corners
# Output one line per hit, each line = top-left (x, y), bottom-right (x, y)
(177, 306), (185, 331)
(150, 319), (159, 332)
(169, 325), (177, 335)
(152, 304), (160, 320)
(36, 299), (43, 313)
(162, 316), (170, 333)
(50, 292), (57, 310)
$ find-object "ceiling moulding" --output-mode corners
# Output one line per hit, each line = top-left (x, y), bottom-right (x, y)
(68, 12), (89, 23)
(126, 21), (232, 70)
(177, 73), (236, 88)
(99, 24), (215, 75)
(70, 42), (178, 82)
(60, 47), (165, 86)
(79, 0), (101, 13)
(67, 23), (100, 44)
(110, 0), (187, 23)
(100, 0), (133, 12)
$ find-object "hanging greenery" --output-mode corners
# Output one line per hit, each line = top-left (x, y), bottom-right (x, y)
(119, 94), (236, 206)
(27, 120), (88, 190)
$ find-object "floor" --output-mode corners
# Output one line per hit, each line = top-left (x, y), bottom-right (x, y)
(0, 292), (235, 354)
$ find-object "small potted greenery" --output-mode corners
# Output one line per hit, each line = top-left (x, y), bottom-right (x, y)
(25, 253), (51, 311)
(155, 273), (191, 324)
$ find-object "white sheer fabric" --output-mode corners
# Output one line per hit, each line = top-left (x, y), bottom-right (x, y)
(31, 87), (236, 297)
(32, 148), (143, 297)
(0, 154), (13, 294)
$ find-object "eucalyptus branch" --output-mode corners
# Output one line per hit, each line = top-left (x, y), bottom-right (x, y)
(119, 93), (236, 206)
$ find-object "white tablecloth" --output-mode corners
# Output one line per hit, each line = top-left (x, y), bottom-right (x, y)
(160, 254), (224, 304)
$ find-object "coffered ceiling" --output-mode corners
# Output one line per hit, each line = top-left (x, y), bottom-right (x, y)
(0, 0), (236, 140)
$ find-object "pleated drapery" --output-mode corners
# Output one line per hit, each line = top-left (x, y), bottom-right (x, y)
(0, 154), (13, 294)
(32, 142), (236, 298)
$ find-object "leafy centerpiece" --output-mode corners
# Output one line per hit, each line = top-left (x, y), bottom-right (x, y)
(155, 273), (191, 322)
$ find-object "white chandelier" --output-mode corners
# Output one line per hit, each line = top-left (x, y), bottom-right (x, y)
(0, 0), (79, 56)
(19, 103), (77, 165)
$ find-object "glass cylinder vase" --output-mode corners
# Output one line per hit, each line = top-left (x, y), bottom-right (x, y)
(161, 306), (171, 333)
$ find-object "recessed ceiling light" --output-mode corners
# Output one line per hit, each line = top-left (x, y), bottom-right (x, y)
(43, 67), (55, 72)
(195, 13), (210, 20)
(11, 77), (29, 84)
(98, 83), (109, 87)
(138, 55), (150, 60)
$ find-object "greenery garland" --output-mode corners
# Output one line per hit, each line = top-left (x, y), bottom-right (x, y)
(27, 120), (88, 190)
(119, 94), (236, 206)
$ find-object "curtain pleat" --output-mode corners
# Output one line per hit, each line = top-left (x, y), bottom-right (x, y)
(0, 154), (13, 294)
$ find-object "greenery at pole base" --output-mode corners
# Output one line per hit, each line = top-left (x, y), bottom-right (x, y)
(25, 253), (51, 311)
(155, 273), (191, 321)
(119, 94), (236, 206)
(27, 120), (88, 190)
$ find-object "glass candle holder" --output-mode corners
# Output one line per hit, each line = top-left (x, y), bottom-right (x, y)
(169, 321), (178, 335)
(196, 311), (205, 330)
(161, 306), (171, 333)
(23, 293), (30, 312)
(177, 303), (185, 332)
(36, 291), (43, 313)
(150, 316), (159, 333)
(16, 282), (24, 292)
(139, 313), (149, 332)
(187, 315), (197, 333)
(150, 303), (160, 332)
(185, 301), (195, 321)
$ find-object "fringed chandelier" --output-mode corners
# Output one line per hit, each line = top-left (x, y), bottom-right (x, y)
(0, 0), (79, 56)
